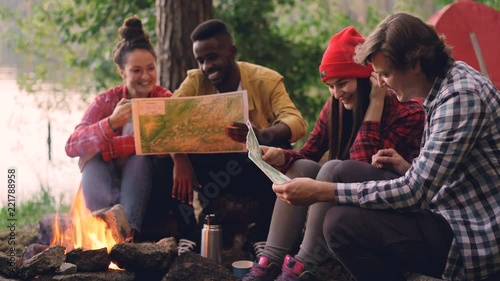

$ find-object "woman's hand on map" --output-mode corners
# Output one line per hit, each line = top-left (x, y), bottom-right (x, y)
(261, 145), (285, 167)
(172, 153), (201, 205)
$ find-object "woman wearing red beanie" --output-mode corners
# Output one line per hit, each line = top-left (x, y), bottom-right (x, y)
(243, 26), (425, 281)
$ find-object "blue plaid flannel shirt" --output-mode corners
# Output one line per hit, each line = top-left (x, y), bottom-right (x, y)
(334, 61), (500, 281)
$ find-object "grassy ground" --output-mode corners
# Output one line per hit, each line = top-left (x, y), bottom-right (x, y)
(0, 186), (70, 228)
(0, 187), (70, 256)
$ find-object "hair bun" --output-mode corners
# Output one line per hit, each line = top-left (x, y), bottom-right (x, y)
(118, 16), (147, 40)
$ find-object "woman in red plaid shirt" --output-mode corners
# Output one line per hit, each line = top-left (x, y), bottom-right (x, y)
(65, 16), (199, 251)
(243, 27), (425, 281)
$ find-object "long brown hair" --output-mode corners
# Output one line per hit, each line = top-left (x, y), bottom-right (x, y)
(328, 78), (371, 160)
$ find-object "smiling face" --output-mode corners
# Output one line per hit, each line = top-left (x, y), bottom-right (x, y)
(324, 78), (358, 110)
(193, 37), (236, 89)
(371, 52), (424, 102)
(119, 49), (157, 99)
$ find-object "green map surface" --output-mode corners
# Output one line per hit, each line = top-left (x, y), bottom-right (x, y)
(132, 91), (247, 154)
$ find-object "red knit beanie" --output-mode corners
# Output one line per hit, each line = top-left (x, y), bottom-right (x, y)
(319, 26), (373, 82)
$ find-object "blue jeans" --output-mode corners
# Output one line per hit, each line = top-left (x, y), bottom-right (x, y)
(81, 154), (154, 232)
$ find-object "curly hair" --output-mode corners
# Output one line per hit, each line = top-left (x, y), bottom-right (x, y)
(190, 19), (233, 44)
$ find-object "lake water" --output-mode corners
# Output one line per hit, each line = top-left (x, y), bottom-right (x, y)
(0, 66), (85, 207)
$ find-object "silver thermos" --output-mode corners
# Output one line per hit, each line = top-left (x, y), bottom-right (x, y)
(200, 214), (222, 264)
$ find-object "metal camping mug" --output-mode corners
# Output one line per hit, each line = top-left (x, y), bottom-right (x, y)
(200, 214), (223, 264)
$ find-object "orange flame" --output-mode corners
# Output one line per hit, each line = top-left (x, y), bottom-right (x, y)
(50, 187), (121, 269)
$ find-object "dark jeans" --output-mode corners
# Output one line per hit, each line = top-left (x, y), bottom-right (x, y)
(325, 206), (454, 281)
(323, 160), (454, 281)
(144, 156), (200, 243)
(189, 152), (276, 242)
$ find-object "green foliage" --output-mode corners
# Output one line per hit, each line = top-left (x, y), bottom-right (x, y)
(0, 0), (386, 138)
(7, 0), (497, 134)
(0, 186), (70, 228)
(0, 0), (155, 105)
(434, 0), (500, 10)
(215, 0), (356, 133)
(2, 0), (352, 125)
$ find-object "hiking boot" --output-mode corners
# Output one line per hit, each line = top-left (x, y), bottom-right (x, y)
(242, 256), (281, 281)
(275, 255), (317, 281)
(177, 238), (197, 255)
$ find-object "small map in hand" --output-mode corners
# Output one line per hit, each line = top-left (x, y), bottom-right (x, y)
(245, 121), (290, 184)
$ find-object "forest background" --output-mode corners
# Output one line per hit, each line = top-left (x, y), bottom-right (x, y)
(0, 0), (499, 225)
(1, 0), (499, 132)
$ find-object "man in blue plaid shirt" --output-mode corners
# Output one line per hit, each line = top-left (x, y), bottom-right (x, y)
(272, 12), (500, 281)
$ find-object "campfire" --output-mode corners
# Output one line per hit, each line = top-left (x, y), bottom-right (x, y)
(51, 188), (120, 251)
(0, 188), (241, 281)
(50, 188), (122, 269)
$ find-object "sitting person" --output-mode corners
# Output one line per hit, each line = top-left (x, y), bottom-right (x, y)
(173, 19), (307, 255)
(243, 26), (425, 281)
(65, 16), (199, 253)
(272, 13), (500, 281)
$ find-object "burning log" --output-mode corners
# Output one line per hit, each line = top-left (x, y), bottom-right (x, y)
(109, 242), (176, 274)
(49, 189), (126, 254)
(38, 214), (72, 245)
(38, 204), (131, 251)
(92, 204), (131, 243)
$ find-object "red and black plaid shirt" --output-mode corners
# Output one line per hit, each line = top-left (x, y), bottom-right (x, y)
(65, 85), (172, 170)
(281, 93), (425, 172)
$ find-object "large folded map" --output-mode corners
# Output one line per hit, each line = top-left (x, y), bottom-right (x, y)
(131, 90), (248, 154)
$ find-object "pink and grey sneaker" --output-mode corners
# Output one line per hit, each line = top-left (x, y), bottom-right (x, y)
(275, 255), (317, 281)
(242, 256), (281, 281)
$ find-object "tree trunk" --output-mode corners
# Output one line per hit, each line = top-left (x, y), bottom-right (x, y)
(156, 0), (212, 91)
